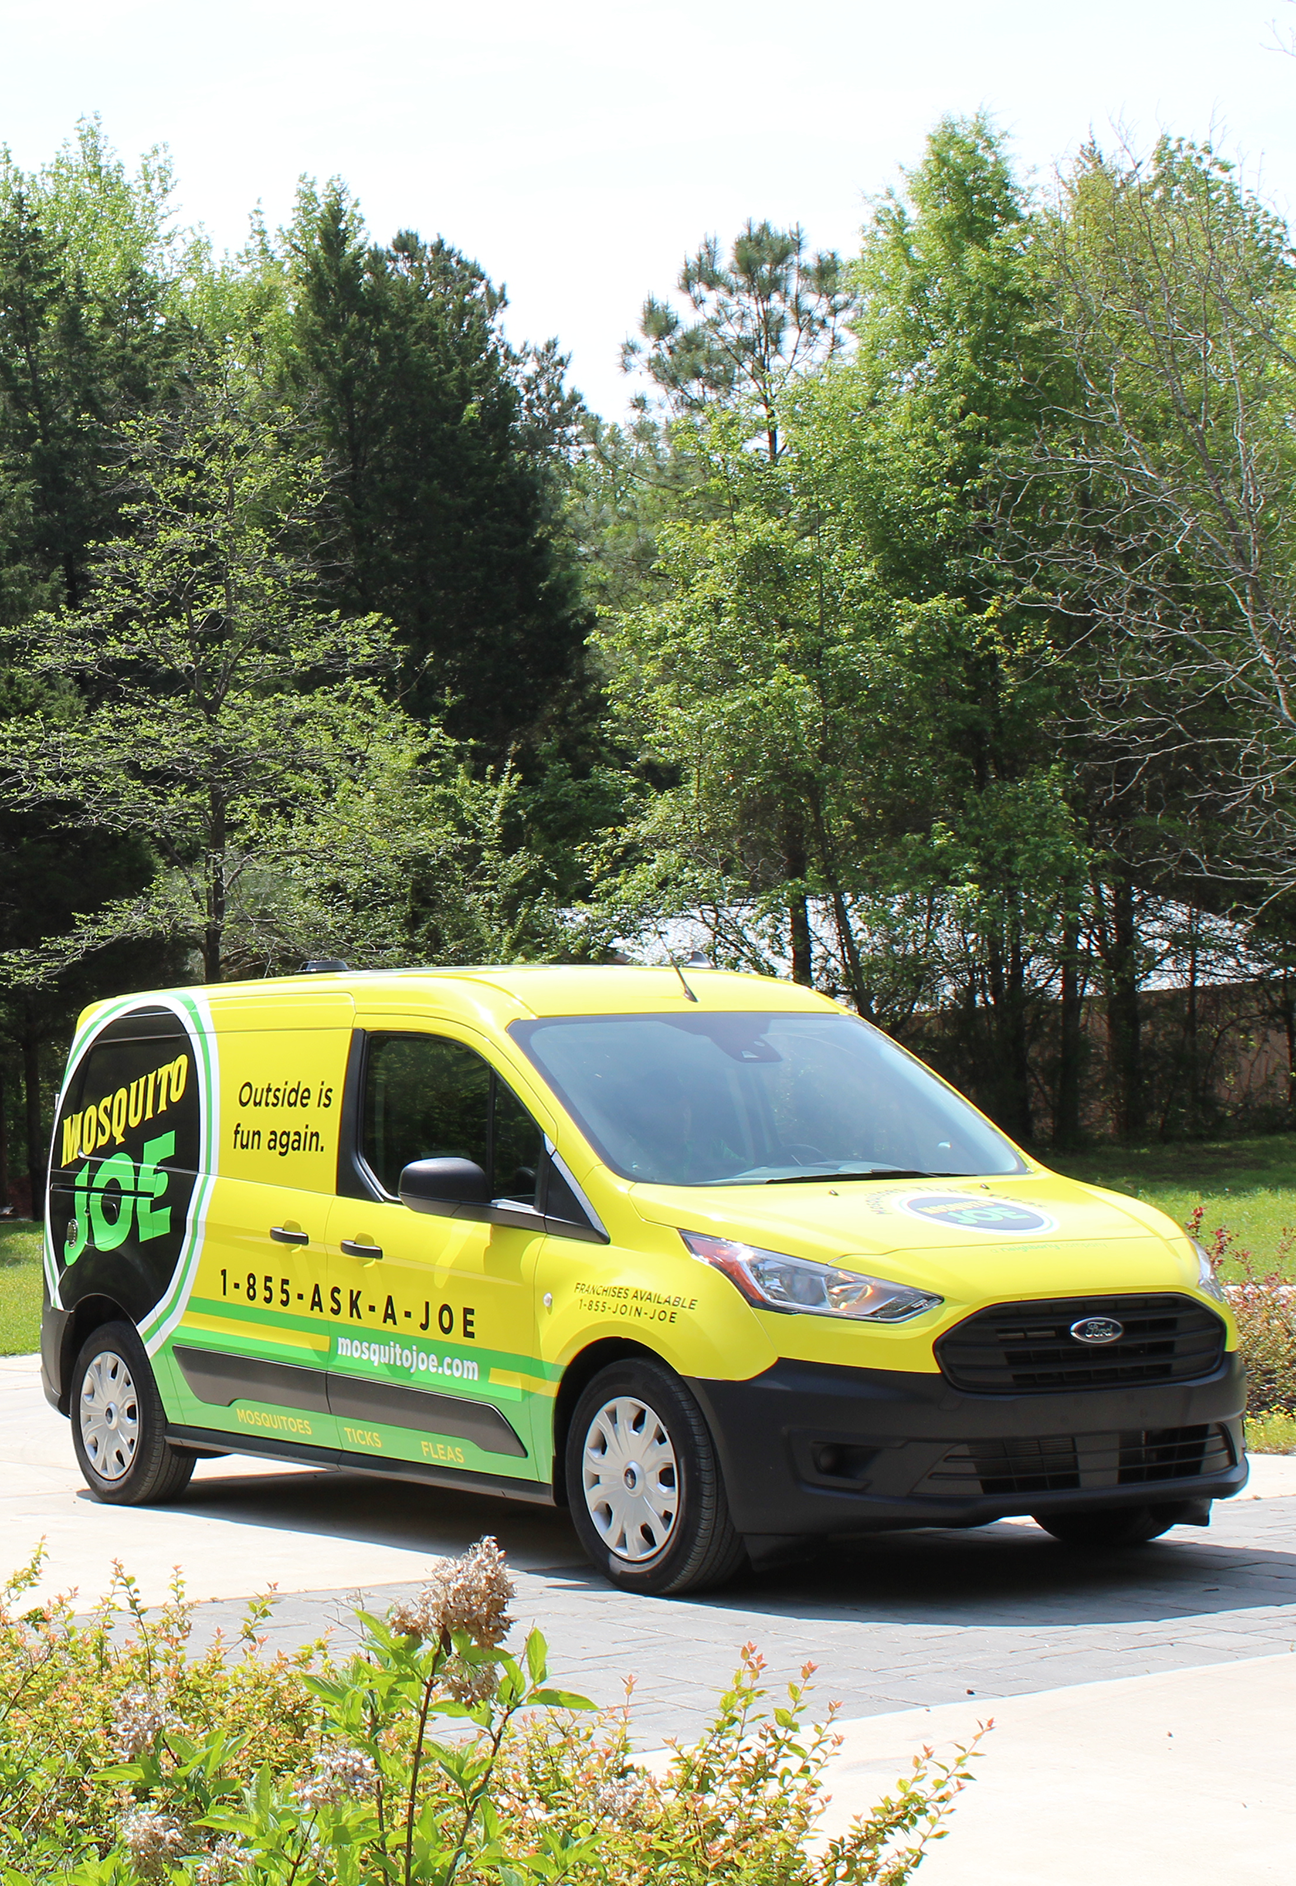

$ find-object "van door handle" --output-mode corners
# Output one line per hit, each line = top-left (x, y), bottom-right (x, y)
(270, 1226), (310, 1245)
(341, 1239), (383, 1260)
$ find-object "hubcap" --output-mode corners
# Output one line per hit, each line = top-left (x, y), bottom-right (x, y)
(79, 1350), (139, 1482)
(581, 1395), (679, 1562)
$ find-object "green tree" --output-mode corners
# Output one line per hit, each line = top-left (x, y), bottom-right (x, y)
(596, 430), (899, 1011)
(597, 124), (1106, 1141)
(1031, 136), (1296, 881)
(599, 222), (855, 985)
(838, 115), (1047, 594)
(0, 123), (191, 615)
(0, 347), (586, 997)
(595, 415), (1085, 1142)
(285, 185), (591, 756)
(801, 116), (1090, 1138)
(0, 355), (415, 984)
(623, 220), (852, 462)
(0, 124), (196, 1202)
(0, 669), (175, 1216)
(1009, 135), (1296, 1133)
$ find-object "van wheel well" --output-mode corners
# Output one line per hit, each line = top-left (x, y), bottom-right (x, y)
(551, 1339), (660, 1509)
(58, 1297), (131, 1414)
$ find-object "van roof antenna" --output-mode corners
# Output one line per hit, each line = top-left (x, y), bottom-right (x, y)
(669, 955), (699, 1003)
(650, 922), (700, 1002)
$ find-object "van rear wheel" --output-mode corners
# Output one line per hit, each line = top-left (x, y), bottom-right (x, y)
(1031, 1505), (1179, 1547)
(566, 1359), (747, 1596)
(71, 1321), (195, 1506)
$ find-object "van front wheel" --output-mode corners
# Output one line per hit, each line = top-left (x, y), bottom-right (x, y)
(71, 1321), (195, 1506)
(566, 1360), (747, 1596)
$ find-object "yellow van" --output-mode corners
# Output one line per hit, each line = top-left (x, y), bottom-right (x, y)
(41, 965), (1246, 1594)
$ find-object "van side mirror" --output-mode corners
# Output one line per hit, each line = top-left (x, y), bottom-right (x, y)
(399, 1157), (490, 1217)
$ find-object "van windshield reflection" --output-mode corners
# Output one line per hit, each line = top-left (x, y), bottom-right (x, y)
(510, 1011), (1026, 1188)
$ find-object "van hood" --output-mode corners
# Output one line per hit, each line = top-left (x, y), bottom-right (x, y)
(629, 1171), (1199, 1303)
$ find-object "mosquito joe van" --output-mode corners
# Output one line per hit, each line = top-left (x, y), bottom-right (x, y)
(40, 965), (1246, 1594)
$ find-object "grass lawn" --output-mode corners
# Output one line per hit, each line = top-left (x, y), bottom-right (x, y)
(1040, 1133), (1296, 1279)
(1246, 1411), (1296, 1453)
(0, 1220), (43, 1356)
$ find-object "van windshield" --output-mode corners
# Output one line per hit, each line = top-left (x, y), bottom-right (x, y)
(510, 1011), (1026, 1187)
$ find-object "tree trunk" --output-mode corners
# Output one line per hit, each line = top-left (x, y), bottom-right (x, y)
(1282, 974), (1296, 1122)
(1104, 869), (1144, 1142)
(1183, 924), (1200, 1134)
(1008, 928), (1033, 1142)
(788, 895), (812, 986)
(0, 1057), (9, 1211)
(828, 886), (873, 1018)
(806, 795), (872, 1016)
(782, 822), (812, 985)
(22, 1034), (43, 1222)
(986, 921), (1033, 1143)
(1056, 911), (1084, 1148)
(205, 794), (227, 982)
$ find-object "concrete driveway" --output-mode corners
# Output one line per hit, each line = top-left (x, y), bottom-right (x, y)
(5, 1354), (1294, 1883)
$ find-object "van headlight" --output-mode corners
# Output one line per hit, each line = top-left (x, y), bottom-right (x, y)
(1192, 1238), (1230, 1305)
(680, 1231), (943, 1323)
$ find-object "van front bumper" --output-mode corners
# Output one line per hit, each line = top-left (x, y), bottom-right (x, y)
(688, 1353), (1248, 1538)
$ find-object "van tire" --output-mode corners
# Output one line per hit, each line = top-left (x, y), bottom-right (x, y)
(1031, 1504), (1180, 1548)
(565, 1359), (748, 1596)
(70, 1321), (196, 1506)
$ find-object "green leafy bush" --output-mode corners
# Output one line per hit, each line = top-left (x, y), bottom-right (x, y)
(1189, 1210), (1296, 1423)
(1232, 1274), (1296, 1418)
(0, 1554), (327, 1875)
(0, 1541), (982, 1885)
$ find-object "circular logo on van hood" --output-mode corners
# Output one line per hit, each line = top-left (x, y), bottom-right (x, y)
(895, 1192), (1056, 1236)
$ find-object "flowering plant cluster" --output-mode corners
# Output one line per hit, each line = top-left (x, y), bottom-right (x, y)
(1188, 1207), (1296, 1421)
(0, 1539), (981, 1885)
(0, 1551), (323, 1876)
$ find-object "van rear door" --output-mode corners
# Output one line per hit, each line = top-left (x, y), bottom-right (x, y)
(159, 998), (352, 1454)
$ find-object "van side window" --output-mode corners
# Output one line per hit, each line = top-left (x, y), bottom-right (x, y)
(492, 1079), (542, 1205)
(360, 1034), (543, 1206)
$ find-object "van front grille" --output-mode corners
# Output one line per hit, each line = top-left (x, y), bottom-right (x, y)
(915, 1424), (1235, 1498)
(935, 1295), (1226, 1394)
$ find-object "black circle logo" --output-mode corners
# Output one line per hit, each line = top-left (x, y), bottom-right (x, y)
(49, 1006), (201, 1323)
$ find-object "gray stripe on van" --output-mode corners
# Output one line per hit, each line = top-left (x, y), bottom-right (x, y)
(173, 1345), (330, 1414)
(327, 1374), (528, 1458)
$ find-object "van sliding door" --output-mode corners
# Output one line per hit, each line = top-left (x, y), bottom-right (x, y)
(325, 1027), (550, 1487)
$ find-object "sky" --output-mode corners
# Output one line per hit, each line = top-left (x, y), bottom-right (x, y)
(2, 0), (1293, 417)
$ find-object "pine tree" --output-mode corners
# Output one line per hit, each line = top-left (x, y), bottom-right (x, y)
(287, 187), (589, 756)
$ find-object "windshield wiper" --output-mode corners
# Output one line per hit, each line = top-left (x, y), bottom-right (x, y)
(763, 1169), (962, 1185)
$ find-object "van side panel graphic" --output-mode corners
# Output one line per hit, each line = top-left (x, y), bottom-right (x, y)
(47, 997), (215, 1342)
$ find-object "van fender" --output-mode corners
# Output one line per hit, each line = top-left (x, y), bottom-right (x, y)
(43, 1292), (133, 1416)
(549, 1336), (670, 1509)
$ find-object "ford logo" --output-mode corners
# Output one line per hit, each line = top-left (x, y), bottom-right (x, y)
(1070, 1316), (1124, 1346)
